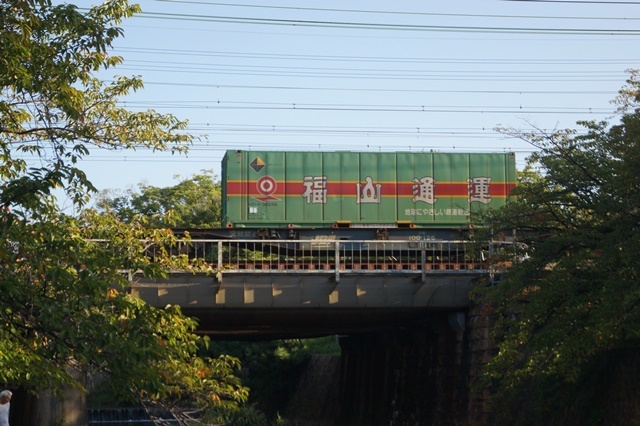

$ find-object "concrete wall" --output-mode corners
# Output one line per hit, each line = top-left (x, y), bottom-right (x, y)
(10, 369), (87, 426)
(337, 315), (468, 425)
(325, 306), (498, 426)
(466, 303), (498, 425)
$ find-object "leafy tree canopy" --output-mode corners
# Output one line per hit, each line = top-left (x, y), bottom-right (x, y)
(95, 171), (222, 228)
(473, 70), (640, 421)
(0, 0), (246, 414)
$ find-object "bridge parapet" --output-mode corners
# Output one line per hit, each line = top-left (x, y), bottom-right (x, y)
(148, 238), (513, 282)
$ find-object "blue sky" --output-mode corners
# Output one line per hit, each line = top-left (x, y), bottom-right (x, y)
(76, 0), (640, 196)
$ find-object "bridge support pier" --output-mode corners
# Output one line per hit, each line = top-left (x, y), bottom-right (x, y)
(337, 314), (468, 425)
(9, 368), (87, 426)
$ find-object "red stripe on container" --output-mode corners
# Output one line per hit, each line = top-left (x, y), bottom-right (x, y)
(226, 180), (516, 197)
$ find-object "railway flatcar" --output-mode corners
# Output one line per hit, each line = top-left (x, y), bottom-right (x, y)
(221, 150), (516, 231)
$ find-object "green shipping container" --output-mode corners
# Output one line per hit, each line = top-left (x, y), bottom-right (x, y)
(222, 150), (516, 228)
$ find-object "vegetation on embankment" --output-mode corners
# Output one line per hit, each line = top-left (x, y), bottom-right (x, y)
(209, 337), (340, 421)
(472, 71), (640, 425)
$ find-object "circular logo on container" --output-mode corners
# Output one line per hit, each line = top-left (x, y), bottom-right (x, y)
(255, 176), (279, 203)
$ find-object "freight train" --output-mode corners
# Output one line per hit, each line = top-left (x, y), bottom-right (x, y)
(178, 150), (516, 243)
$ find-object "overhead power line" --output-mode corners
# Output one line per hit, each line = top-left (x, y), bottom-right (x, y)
(118, 99), (616, 115)
(505, 0), (640, 4)
(130, 10), (640, 35)
(116, 64), (629, 82)
(184, 123), (591, 135)
(116, 46), (640, 65)
(155, 0), (640, 21)
(123, 58), (631, 76)
(130, 81), (615, 96)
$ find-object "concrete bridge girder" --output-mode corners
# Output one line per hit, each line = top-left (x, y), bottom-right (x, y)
(129, 272), (483, 337)
(131, 272), (479, 309)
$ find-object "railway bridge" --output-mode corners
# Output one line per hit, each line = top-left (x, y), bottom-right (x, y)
(129, 237), (509, 338)
(127, 237), (510, 424)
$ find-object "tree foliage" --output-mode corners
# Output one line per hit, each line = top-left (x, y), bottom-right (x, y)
(95, 171), (222, 228)
(1, 210), (246, 403)
(473, 71), (640, 421)
(0, 0), (246, 414)
(1, 0), (192, 209)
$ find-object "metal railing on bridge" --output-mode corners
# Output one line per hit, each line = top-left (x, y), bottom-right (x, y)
(148, 239), (513, 282)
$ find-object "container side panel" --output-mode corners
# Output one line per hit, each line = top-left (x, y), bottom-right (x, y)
(430, 153), (470, 225)
(323, 152), (360, 223)
(224, 151), (286, 226)
(254, 151), (286, 225)
(221, 151), (229, 226)
(467, 153), (517, 222)
(504, 152), (517, 201)
(469, 154), (500, 215)
(397, 152), (436, 225)
(223, 150), (250, 227)
(286, 151), (324, 225)
(222, 150), (516, 228)
(356, 152), (396, 224)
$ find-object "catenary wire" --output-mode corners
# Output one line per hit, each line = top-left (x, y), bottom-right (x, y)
(154, 0), (640, 21)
